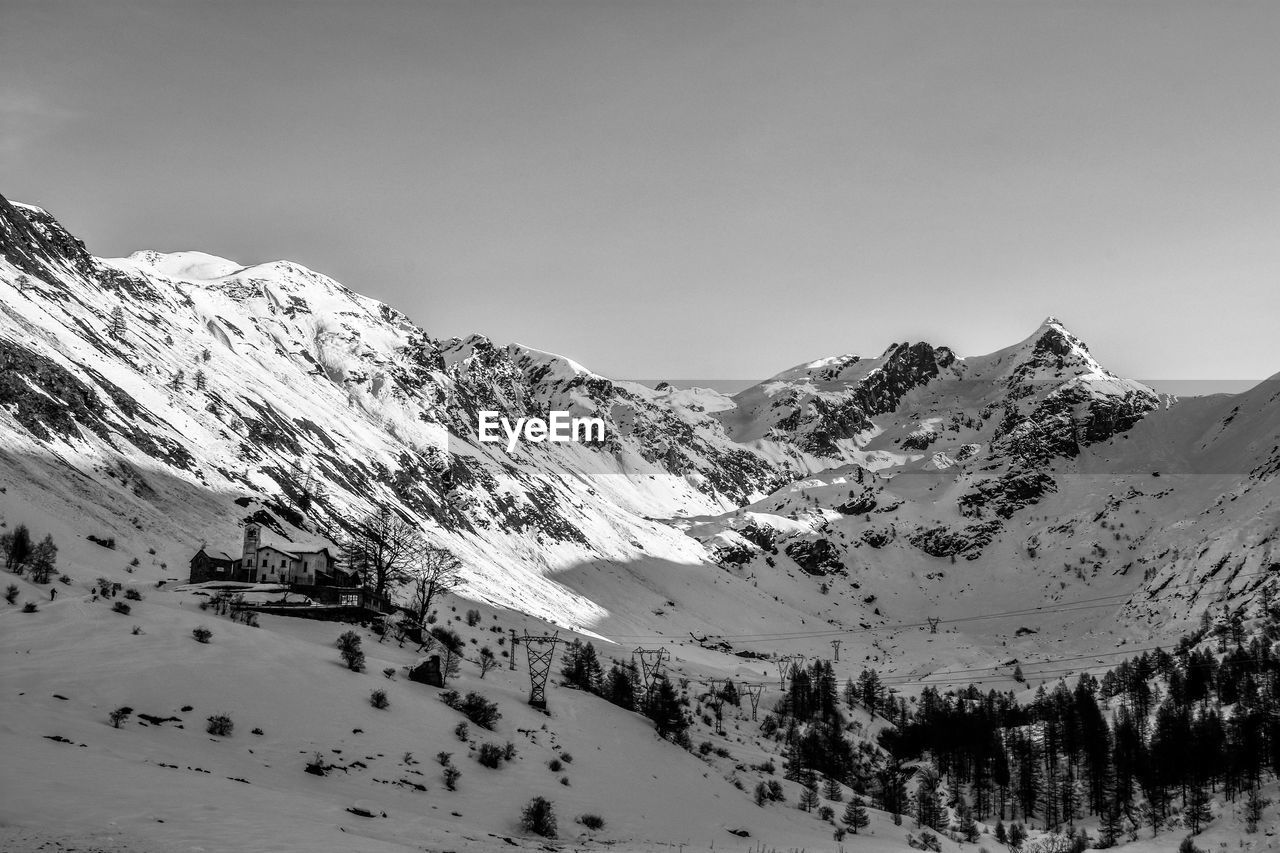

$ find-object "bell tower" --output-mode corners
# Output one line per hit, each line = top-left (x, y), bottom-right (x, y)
(242, 522), (261, 571)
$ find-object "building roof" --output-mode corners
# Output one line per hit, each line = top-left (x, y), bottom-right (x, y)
(253, 525), (338, 559)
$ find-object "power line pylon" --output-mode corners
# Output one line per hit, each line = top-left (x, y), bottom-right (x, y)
(830, 639), (842, 662)
(521, 631), (563, 710)
(704, 679), (726, 735)
(774, 655), (792, 689)
(508, 629), (519, 669)
(741, 682), (764, 721)
(927, 617), (941, 634)
(633, 647), (669, 701)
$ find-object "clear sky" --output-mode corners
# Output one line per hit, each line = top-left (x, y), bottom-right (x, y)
(3, 1), (1278, 383)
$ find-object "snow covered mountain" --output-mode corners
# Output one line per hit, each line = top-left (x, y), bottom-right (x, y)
(2, 192), (1276, 654)
(3, 193), (1279, 853)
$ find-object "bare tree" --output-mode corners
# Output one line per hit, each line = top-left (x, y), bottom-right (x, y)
(405, 545), (463, 624)
(342, 505), (427, 599)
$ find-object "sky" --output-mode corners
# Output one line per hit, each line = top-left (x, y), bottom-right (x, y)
(3, 0), (1279, 384)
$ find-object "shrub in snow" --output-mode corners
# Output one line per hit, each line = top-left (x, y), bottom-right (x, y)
(4, 584), (17, 604)
(560, 776), (570, 786)
(131, 625), (143, 635)
(109, 706), (133, 728)
(370, 689), (389, 709)
(206, 713), (234, 736)
(192, 626), (212, 643)
(465, 608), (481, 626)
(477, 742), (504, 768)
(123, 588), (142, 601)
(436, 751), (452, 766)
(382, 667), (396, 679)
(559, 752), (572, 763)
(305, 752), (327, 776)
(443, 765), (461, 791)
(22, 601), (37, 613)
(502, 741), (517, 760)
(441, 691), (501, 730)
(578, 814), (605, 831)
(453, 721), (469, 742)
(112, 601), (131, 615)
(521, 796), (557, 838)
(548, 758), (562, 772)
(817, 805), (835, 821)
(251, 727), (264, 736)
(336, 630), (365, 671)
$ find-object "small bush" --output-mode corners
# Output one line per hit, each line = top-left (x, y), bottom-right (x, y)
(4, 584), (17, 604)
(559, 752), (573, 763)
(336, 630), (365, 671)
(129, 557), (140, 566)
(192, 625), (213, 643)
(370, 689), (389, 709)
(206, 713), (234, 736)
(305, 752), (327, 776)
(454, 721), (469, 741)
(436, 751), (453, 766)
(549, 758), (563, 772)
(112, 601), (131, 615)
(818, 805), (834, 821)
(441, 691), (502, 730)
(443, 764), (461, 790)
(251, 727), (264, 735)
(560, 776), (570, 786)
(465, 608), (481, 626)
(22, 601), (38, 613)
(382, 667), (396, 679)
(477, 742), (504, 768)
(578, 814), (605, 831)
(181, 705), (193, 712)
(109, 706), (133, 728)
(502, 741), (517, 760)
(131, 625), (143, 635)
(521, 796), (557, 838)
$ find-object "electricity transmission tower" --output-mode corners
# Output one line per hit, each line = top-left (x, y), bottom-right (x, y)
(704, 679), (727, 735)
(775, 653), (805, 689)
(741, 682), (765, 720)
(927, 617), (941, 634)
(633, 647), (670, 700)
(830, 639), (842, 662)
(521, 631), (563, 710)
(508, 629), (520, 669)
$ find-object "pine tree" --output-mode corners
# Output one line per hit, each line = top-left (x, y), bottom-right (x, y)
(799, 781), (821, 813)
(603, 664), (636, 711)
(170, 369), (185, 391)
(646, 676), (688, 744)
(842, 797), (870, 833)
(1244, 786), (1268, 834)
(1183, 781), (1211, 835)
(194, 369), (207, 391)
(823, 775), (844, 802)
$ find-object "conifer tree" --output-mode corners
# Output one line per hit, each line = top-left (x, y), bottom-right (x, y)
(799, 781), (820, 813)
(843, 797), (870, 833)
(823, 775), (843, 801)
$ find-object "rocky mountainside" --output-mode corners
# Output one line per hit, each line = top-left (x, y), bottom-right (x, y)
(1, 193), (1275, 659)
